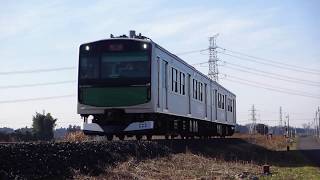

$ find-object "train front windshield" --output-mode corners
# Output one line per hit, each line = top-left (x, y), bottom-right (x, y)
(79, 40), (151, 86)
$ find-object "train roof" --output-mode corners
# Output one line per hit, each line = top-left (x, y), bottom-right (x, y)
(80, 36), (235, 97)
(151, 41), (236, 97)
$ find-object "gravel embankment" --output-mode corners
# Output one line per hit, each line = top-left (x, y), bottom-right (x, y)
(297, 136), (320, 167)
(0, 141), (170, 179)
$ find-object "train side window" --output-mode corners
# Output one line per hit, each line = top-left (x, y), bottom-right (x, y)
(175, 69), (178, 93)
(218, 93), (221, 108)
(197, 81), (200, 100)
(179, 72), (185, 95)
(181, 73), (185, 95)
(200, 83), (203, 101)
(179, 72), (182, 94)
(171, 68), (178, 93)
(227, 98), (229, 111)
(227, 98), (231, 112)
(195, 80), (198, 99)
(171, 68), (174, 91)
(221, 95), (225, 109)
(193, 79), (195, 98)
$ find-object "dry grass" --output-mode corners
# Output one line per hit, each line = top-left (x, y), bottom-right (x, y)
(74, 134), (320, 179)
(75, 153), (262, 180)
(64, 131), (90, 142)
(232, 133), (288, 151)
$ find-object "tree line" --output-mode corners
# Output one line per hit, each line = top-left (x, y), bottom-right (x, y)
(0, 111), (79, 142)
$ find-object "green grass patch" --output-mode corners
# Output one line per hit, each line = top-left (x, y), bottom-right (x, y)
(261, 166), (320, 180)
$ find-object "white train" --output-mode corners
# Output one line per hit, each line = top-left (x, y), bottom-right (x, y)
(78, 31), (236, 140)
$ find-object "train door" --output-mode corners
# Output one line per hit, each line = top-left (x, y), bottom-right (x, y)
(162, 60), (168, 110)
(188, 73), (191, 114)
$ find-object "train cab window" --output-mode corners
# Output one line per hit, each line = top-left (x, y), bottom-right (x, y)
(79, 57), (99, 79)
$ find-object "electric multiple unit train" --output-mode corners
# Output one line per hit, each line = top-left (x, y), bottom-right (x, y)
(78, 31), (236, 140)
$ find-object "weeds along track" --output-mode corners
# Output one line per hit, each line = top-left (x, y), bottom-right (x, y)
(0, 137), (298, 179)
(0, 141), (170, 179)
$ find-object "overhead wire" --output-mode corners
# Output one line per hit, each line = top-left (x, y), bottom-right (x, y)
(0, 46), (319, 104)
(0, 80), (76, 89)
(0, 94), (75, 104)
(226, 75), (320, 96)
(219, 47), (320, 73)
(0, 66), (76, 75)
(218, 51), (320, 75)
(175, 48), (208, 56)
(224, 78), (320, 99)
(192, 60), (320, 86)
(223, 63), (320, 87)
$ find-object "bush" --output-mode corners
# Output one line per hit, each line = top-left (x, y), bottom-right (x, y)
(65, 131), (89, 142)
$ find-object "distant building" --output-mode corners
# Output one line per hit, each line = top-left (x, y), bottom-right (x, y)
(256, 124), (268, 135)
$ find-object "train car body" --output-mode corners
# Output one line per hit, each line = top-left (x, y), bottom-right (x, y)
(78, 31), (236, 139)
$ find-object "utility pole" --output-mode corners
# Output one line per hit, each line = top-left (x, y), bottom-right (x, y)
(249, 104), (257, 135)
(318, 107), (320, 138)
(208, 34), (219, 81)
(315, 111), (318, 137)
(316, 107), (320, 138)
(279, 106), (283, 135)
(286, 114), (290, 138)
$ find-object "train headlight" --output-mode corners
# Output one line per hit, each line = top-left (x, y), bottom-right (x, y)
(142, 43), (147, 49)
(85, 45), (90, 51)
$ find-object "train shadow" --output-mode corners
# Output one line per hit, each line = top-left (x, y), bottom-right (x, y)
(154, 138), (320, 168)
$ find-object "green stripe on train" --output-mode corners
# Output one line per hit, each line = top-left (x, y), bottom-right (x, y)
(80, 87), (148, 107)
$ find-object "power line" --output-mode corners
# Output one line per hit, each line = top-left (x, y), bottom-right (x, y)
(224, 78), (320, 99)
(0, 94), (75, 104)
(218, 51), (320, 75)
(219, 47), (320, 73)
(175, 48), (208, 56)
(222, 63), (320, 87)
(0, 80), (76, 89)
(227, 75), (320, 96)
(0, 66), (76, 75)
(227, 75), (320, 97)
(238, 118), (315, 122)
(0, 48), (205, 76)
(193, 60), (320, 86)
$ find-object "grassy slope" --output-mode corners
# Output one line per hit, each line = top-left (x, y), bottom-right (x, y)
(75, 134), (320, 180)
(262, 137), (320, 180)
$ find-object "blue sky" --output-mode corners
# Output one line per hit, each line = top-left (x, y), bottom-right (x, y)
(0, 0), (319, 129)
